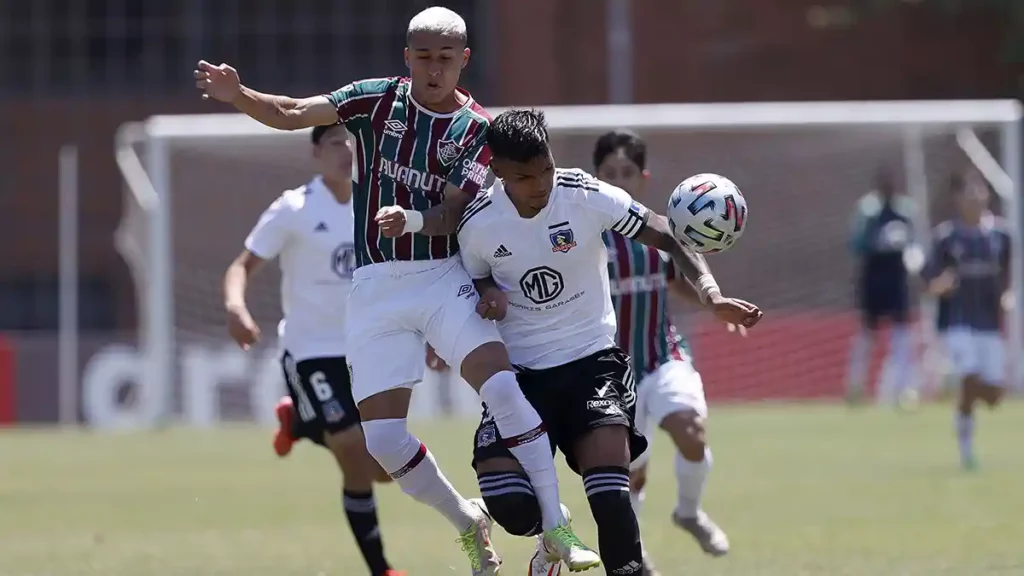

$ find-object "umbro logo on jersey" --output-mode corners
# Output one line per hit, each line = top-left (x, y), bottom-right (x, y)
(383, 119), (407, 138)
(314, 222), (328, 232)
(493, 244), (512, 258)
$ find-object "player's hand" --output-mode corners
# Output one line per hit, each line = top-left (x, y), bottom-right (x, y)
(194, 60), (241, 102)
(375, 206), (407, 238)
(708, 295), (762, 330)
(425, 344), (449, 372)
(476, 287), (508, 321)
(930, 268), (959, 296)
(226, 305), (261, 350)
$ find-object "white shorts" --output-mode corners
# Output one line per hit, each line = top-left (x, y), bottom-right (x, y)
(346, 257), (502, 404)
(943, 328), (1006, 386)
(631, 360), (707, 470)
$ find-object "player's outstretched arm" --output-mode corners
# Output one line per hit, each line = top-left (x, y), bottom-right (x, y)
(636, 213), (761, 328)
(635, 213), (713, 293)
(223, 250), (269, 350)
(668, 277), (703, 305)
(194, 60), (338, 130)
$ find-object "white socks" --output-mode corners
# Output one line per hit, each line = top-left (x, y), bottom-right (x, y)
(674, 447), (712, 518)
(883, 325), (916, 402)
(850, 327), (918, 404)
(362, 418), (477, 531)
(479, 371), (564, 530)
(847, 330), (873, 398)
(956, 411), (974, 464)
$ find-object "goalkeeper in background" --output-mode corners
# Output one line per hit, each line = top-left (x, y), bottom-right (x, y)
(845, 167), (922, 407)
(223, 123), (405, 576)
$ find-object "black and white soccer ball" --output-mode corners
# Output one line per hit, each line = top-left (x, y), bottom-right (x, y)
(667, 173), (748, 254)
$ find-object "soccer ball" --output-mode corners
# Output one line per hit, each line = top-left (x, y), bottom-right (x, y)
(667, 173), (747, 253)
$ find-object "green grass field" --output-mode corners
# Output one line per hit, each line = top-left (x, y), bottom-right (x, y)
(1, 403), (1022, 576)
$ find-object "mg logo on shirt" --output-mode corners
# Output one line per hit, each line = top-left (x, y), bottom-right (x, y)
(332, 243), (356, 279)
(520, 266), (564, 304)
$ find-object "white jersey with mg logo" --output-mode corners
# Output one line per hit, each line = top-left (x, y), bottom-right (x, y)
(244, 176), (356, 361)
(457, 168), (649, 369)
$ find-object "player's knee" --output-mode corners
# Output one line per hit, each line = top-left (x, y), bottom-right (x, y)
(324, 427), (392, 483)
(477, 469), (542, 537)
(662, 409), (706, 462)
(575, 425), (632, 470)
(357, 388), (414, 422)
(325, 426), (366, 458)
(360, 418), (414, 472)
(460, 341), (511, 389)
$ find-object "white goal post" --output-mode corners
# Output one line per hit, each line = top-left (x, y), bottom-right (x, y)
(111, 100), (1022, 426)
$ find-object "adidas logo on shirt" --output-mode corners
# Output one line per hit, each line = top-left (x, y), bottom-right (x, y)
(493, 244), (512, 258)
(314, 222), (328, 232)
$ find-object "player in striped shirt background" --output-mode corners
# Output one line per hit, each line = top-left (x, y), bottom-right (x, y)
(922, 171), (1011, 470)
(593, 130), (732, 575)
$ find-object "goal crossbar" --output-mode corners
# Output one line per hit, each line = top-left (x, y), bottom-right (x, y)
(144, 99), (1022, 142)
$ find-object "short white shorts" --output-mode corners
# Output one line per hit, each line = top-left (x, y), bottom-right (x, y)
(943, 328), (1006, 386)
(346, 257), (502, 404)
(631, 359), (707, 470)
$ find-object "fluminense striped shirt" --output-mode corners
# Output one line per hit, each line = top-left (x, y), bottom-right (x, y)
(325, 77), (492, 268)
(604, 231), (690, 378)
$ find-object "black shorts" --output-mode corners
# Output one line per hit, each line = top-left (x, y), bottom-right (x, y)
(858, 289), (910, 329)
(281, 352), (361, 445)
(471, 347), (648, 475)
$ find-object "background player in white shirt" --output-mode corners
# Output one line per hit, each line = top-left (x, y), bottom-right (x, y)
(200, 9), (595, 574)
(222, 124), (405, 576)
(457, 109), (762, 576)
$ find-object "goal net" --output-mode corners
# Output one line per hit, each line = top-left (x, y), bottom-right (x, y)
(107, 101), (1022, 428)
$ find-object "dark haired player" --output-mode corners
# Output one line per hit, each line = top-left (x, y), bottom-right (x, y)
(199, 8), (595, 575)
(457, 110), (761, 576)
(846, 167), (920, 406)
(923, 172), (1011, 470)
(223, 124), (404, 576)
(588, 130), (731, 575)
